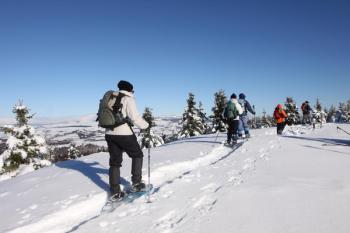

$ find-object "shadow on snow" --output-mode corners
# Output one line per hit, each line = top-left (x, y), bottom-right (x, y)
(56, 160), (131, 192)
(283, 135), (350, 146)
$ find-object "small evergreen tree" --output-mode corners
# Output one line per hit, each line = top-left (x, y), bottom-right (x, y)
(197, 101), (211, 133)
(315, 98), (321, 112)
(312, 98), (327, 124)
(0, 101), (51, 175)
(178, 93), (205, 138)
(326, 104), (336, 122)
(210, 90), (227, 132)
(67, 144), (81, 159)
(335, 101), (350, 122)
(284, 97), (301, 125)
(140, 108), (164, 148)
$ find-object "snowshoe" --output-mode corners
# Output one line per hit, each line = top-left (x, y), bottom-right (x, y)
(101, 191), (126, 213)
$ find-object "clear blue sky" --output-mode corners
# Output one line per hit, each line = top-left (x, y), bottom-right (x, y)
(0, 0), (349, 118)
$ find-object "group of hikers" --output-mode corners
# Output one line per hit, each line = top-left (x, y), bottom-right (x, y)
(273, 100), (316, 135)
(98, 80), (313, 202)
(99, 80), (260, 202)
(223, 93), (256, 145)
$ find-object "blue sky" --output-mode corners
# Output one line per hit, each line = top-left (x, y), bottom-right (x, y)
(0, 0), (349, 118)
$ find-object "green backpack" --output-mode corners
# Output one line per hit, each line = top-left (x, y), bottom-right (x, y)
(224, 101), (238, 120)
(96, 91), (129, 128)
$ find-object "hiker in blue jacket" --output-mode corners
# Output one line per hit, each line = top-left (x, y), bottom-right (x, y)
(238, 93), (256, 138)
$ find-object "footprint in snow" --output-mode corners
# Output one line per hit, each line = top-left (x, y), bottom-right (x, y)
(243, 163), (252, 170)
(99, 221), (109, 228)
(20, 209), (27, 214)
(192, 195), (218, 214)
(228, 176), (243, 185)
(118, 211), (128, 217)
(162, 190), (174, 199)
(29, 204), (38, 210)
(154, 210), (187, 232)
(22, 214), (31, 219)
(260, 152), (270, 160)
(69, 194), (80, 200)
(258, 148), (265, 153)
(200, 183), (222, 193)
(0, 192), (10, 198)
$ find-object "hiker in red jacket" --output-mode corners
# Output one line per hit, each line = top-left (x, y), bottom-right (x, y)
(274, 104), (288, 135)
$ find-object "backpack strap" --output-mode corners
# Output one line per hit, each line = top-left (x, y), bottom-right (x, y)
(112, 93), (125, 114)
(111, 93), (134, 129)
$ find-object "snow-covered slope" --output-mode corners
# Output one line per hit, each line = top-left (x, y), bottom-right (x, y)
(0, 124), (349, 233)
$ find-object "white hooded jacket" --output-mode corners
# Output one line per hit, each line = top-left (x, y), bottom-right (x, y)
(231, 98), (243, 120)
(105, 90), (149, 135)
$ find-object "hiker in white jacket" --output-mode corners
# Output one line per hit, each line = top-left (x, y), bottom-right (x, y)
(105, 80), (149, 200)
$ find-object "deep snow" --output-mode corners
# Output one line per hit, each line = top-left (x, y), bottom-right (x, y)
(0, 123), (349, 233)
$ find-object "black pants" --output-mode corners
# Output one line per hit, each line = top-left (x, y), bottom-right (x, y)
(227, 119), (239, 143)
(277, 122), (286, 135)
(105, 134), (144, 195)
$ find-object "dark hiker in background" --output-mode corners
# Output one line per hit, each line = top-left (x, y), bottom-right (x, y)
(301, 101), (312, 125)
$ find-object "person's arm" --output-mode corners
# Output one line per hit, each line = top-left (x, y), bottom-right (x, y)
(246, 101), (255, 115)
(281, 109), (288, 118)
(125, 97), (149, 129)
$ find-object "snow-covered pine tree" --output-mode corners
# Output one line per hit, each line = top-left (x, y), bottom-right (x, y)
(140, 107), (164, 148)
(197, 101), (211, 133)
(312, 98), (327, 125)
(344, 99), (350, 112)
(335, 101), (350, 123)
(67, 144), (81, 159)
(325, 105), (336, 122)
(284, 97), (301, 125)
(344, 99), (350, 122)
(0, 101), (51, 176)
(210, 90), (227, 132)
(178, 93), (205, 138)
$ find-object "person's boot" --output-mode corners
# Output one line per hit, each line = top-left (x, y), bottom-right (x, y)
(109, 191), (125, 202)
(130, 182), (146, 192)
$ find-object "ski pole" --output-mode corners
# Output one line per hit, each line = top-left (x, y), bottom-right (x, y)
(214, 130), (220, 144)
(146, 146), (151, 203)
(337, 126), (350, 136)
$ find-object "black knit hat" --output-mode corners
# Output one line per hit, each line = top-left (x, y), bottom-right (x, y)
(117, 80), (133, 92)
(239, 93), (246, 99)
(230, 93), (237, 99)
